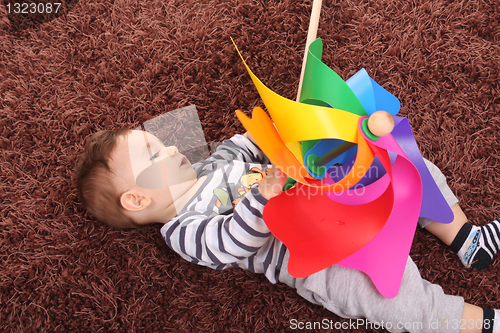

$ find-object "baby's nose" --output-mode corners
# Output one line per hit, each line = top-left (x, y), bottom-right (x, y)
(165, 146), (179, 156)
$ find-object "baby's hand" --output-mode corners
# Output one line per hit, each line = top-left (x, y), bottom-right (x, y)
(258, 165), (288, 200)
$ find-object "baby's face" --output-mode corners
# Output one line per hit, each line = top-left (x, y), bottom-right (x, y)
(127, 130), (197, 191)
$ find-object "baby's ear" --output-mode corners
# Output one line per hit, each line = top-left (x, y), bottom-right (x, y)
(120, 190), (152, 212)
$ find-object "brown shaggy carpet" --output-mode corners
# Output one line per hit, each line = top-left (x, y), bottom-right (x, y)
(1, 0), (500, 332)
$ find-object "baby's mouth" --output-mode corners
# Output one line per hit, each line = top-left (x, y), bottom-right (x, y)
(180, 156), (188, 167)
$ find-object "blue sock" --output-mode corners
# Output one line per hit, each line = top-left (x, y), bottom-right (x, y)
(450, 220), (500, 269)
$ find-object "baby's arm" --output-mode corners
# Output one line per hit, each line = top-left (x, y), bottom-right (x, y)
(164, 133), (286, 266)
(227, 134), (287, 199)
(162, 186), (272, 267)
(210, 134), (270, 165)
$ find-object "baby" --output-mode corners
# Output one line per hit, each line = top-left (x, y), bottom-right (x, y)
(76, 128), (500, 333)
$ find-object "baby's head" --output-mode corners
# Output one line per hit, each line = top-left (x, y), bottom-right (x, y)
(76, 129), (197, 228)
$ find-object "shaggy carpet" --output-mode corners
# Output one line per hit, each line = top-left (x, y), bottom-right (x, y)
(1, 0), (499, 332)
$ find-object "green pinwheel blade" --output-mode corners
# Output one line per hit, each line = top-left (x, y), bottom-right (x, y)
(299, 38), (368, 117)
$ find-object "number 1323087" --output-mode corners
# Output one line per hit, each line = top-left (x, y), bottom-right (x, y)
(6, 3), (62, 14)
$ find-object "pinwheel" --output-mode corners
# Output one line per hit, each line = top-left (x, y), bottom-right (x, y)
(233, 1), (454, 298)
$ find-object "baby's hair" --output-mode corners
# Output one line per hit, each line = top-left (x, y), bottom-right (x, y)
(75, 128), (138, 229)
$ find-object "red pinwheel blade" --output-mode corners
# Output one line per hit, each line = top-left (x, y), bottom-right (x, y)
(263, 179), (394, 278)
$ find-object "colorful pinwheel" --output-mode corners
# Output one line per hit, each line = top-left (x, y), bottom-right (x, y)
(233, 37), (454, 298)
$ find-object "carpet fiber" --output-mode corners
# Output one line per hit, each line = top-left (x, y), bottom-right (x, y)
(1, 0), (500, 332)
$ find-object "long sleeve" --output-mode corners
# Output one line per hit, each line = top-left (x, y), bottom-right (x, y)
(194, 134), (271, 177)
(162, 187), (271, 266)
(160, 134), (287, 283)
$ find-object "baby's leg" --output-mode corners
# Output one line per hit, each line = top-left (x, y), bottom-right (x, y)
(423, 204), (468, 246)
(279, 252), (496, 332)
(419, 159), (500, 269)
(462, 304), (500, 333)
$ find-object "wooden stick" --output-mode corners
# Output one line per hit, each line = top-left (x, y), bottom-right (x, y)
(296, 0), (323, 102)
(315, 142), (357, 166)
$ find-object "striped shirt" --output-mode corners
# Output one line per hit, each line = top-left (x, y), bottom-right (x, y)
(160, 135), (288, 283)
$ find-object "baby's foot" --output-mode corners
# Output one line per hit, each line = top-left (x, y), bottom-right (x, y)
(450, 220), (500, 269)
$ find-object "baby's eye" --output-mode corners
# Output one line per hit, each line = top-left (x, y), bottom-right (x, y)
(150, 151), (160, 161)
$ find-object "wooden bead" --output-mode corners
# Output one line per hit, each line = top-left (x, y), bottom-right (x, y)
(367, 111), (394, 137)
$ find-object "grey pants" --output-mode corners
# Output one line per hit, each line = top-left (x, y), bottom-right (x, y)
(279, 160), (464, 333)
